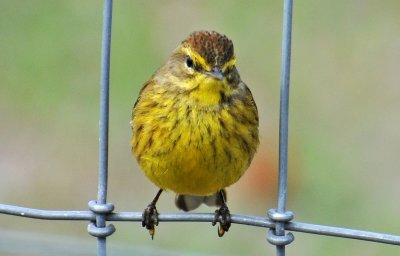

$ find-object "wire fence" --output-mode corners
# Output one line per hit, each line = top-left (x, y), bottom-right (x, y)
(1, 0), (400, 255)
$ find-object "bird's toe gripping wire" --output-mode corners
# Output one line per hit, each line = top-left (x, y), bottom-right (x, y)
(212, 190), (231, 237)
(142, 189), (163, 239)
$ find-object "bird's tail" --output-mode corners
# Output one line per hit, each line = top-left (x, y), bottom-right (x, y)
(175, 189), (227, 212)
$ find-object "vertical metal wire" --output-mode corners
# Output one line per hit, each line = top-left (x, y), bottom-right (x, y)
(278, 0), (293, 217)
(275, 0), (293, 255)
(97, 0), (113, 255)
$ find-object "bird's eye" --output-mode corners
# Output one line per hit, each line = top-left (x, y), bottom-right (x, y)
(185, 56), (194, 68)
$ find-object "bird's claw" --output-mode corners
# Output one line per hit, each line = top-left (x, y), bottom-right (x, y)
(142, 204), (159, 239)
(212, 205), (231, 237)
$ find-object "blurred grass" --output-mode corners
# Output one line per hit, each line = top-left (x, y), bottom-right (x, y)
(0, 0), (400, 255)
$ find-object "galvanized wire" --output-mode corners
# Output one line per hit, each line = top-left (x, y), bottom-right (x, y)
(97, 0), (112, 215)
(277, 0), (293, 216)
(0, 204), (399, 246)
(267, 0), (295, 255)
(92, 0), (114, 256)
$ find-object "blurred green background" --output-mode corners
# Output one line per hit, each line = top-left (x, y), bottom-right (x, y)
(1, 0), (400, 255)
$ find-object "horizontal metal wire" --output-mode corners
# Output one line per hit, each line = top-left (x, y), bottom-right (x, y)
(0, 204), (399, 246)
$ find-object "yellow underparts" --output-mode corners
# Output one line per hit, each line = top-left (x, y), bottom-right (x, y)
(132, 73), (257, 196)
(186, 74), (226, 106)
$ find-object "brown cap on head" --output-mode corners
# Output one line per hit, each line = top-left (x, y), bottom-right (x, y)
(182, 31), (234, 67)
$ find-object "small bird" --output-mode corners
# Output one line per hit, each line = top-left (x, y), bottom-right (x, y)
(131, 31), (259, 238)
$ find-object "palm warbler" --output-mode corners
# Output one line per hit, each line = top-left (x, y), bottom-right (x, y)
(131, 31), (259, 238)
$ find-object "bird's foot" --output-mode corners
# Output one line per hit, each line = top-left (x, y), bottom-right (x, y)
(142, 189), (163, 239)
(142, 203), (159, 239)
(212, 204), (231, 237)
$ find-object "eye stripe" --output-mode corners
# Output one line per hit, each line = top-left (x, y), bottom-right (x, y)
(222, 57), (236, 72)
(182, 45), (235, 72)
(182, 46), (211, 71)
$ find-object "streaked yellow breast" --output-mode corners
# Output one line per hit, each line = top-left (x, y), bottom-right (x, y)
(131, 80), (258, 195)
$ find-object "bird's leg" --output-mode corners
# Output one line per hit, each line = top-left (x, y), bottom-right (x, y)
(212, 189), (231, 237)
(142, 189), (163, 239)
